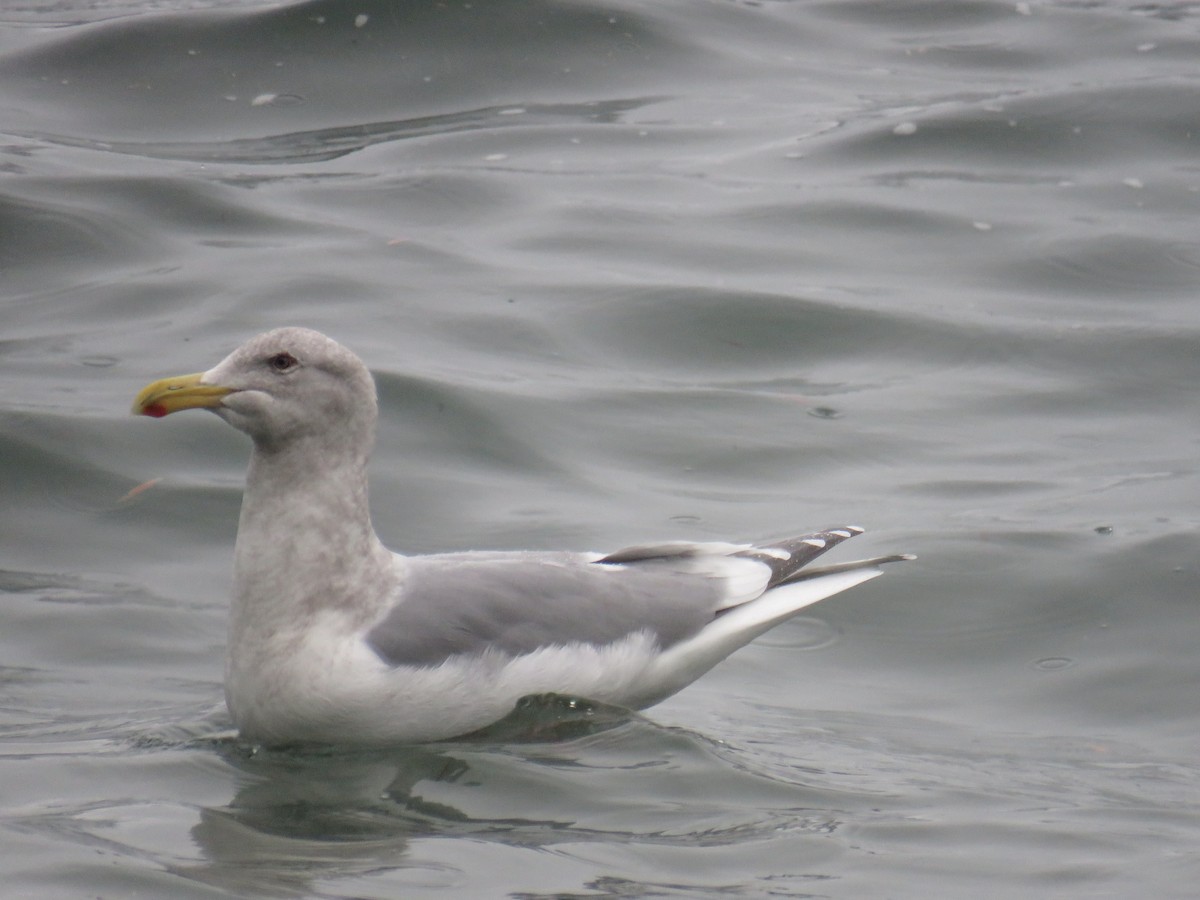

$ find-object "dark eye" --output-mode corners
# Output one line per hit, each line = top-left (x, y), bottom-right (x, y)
(268, 352), (298, 372)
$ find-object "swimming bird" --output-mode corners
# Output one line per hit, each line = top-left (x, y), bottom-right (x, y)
(133, 327), (911, 745)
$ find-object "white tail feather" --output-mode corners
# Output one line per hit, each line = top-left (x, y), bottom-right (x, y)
(630, 566), (884, 708)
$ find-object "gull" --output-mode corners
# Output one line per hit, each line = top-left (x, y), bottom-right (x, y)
(133, 327), (911, 745)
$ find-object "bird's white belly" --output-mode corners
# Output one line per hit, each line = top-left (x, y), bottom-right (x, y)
(225, 616), (664, 745)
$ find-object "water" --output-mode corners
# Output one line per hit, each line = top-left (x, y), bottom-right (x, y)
(2, 0), (1199, 896)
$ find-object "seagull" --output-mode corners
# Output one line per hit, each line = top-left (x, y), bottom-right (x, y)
(133, 327), (911, 745)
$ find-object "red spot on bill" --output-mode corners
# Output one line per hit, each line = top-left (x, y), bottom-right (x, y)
(143, 403), (169, 418)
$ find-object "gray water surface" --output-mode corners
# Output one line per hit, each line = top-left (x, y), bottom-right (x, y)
(2, 1), (1199, 897)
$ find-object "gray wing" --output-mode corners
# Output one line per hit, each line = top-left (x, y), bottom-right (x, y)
(366, 550), (727, 668)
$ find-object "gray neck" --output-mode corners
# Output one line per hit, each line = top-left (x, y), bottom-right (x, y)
(230, 437), (394, 641)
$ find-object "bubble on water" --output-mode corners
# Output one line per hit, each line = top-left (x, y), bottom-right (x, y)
(808, 406), (842, 420)
(893, 121), (918, 136)
(1033, 657), (1075, 671)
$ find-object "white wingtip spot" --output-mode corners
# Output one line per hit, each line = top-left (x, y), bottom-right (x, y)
(802, 538), (827, 548)
(846, 525), (865, 534)
(758, 547), (791, 560)
(829, 529), (853, 538)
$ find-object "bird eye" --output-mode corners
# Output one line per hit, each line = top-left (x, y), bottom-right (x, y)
(268, 352), (298, 372)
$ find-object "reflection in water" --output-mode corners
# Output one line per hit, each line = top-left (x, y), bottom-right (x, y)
(182, 697), (632, 895)
(178, 695), (832, 896)
(186, 746), (439, 897)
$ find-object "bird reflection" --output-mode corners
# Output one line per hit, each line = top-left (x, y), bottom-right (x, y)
(177, 695), (635, 896)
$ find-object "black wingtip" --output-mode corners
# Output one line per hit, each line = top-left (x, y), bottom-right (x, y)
(740, 526), (867, 587)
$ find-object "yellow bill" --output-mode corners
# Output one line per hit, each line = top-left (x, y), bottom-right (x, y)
(133, 372), (233, 418)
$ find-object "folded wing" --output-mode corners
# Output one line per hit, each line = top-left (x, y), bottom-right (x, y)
(365, 527), (906, 673)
